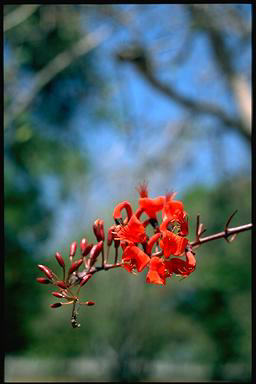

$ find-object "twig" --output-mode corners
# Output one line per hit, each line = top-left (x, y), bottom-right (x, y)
(190, 223), (252, 248)
(4, 4), (40, 32)
(5, 25), (112, 127)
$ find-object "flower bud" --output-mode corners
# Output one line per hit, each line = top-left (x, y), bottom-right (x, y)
(88, 241), (103, 268)
(37, 264), (54, 280)
(55, 252), (65, 268)
(56, 281), (67, 289)
(80, 273), (93, 287)
(70, 241), (77, 260)
(50, 303), (62, 308)
(85, 300), (95, 306)
(36, 277), (51, 284)
(52, 292), (65, 298)
(107, 226), (115, 246)
(80, 238), (88, 255)
(93, 219), (105, 242)
(68, 258), (84, 275)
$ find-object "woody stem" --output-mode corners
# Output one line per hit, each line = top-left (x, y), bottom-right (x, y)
(190, 223), (252, 248)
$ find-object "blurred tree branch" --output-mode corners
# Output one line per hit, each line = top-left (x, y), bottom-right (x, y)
(115, 43), (250, 142)
(4, 25), (112, 128)
(187, 5), (251, 137)
(4, 5), (40, 32)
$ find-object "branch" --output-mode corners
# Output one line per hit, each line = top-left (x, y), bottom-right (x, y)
(116, 42), (250, 142)
(4, 4), (40, 32)
(5, 26), (112, 128)
(190, 210), (252, 248)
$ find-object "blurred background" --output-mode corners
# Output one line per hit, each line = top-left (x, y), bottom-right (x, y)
(4, 4), (251, 382)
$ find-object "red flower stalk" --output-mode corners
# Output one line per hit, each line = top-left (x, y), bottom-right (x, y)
(122, 244), (150, 272)
(146, 256), (172, 285)
(115, 214), (147, 244)
(113, 201), (133, 224)
(37, 264), (54, 280)
(36, 277), (51, 284)
(55, 252), (65, 268)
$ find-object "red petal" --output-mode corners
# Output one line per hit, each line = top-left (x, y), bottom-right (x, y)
(122, 245), (150, 272)
(139, 196), (165, 219)
(160, 230), (188, 257)
(146, 270), (165, 285)
(117, 214), (146, 244)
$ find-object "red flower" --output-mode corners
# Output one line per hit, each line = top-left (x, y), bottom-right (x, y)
(159, 219), (188, 257)
(165, 251), (196, 277)
(146, 233), (161, 255)
(162, 193), (189, 236)
(137, 183), (165, 219)
(113, 201), (133, 224)
(115, 214), (147, 244)
(122, 244), (150, 272)
(146, 256), (172, 285)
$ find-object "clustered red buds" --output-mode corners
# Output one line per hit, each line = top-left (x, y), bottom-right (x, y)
(36, 183), (196, 326)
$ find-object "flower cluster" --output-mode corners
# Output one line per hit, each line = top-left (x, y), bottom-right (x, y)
(36, 183), (196, 327)
(113, 183), (196, 285)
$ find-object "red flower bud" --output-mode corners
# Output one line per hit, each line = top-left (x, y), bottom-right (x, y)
(93, 219), (105, 242)
(70, 241), (77, 259)
(52, 292), (64, 298)
(55, 252), (65, 268)
(68, 258), (84, 275)
(80, 273), (93, 287)
(56, 281), (67, 289)
(88, 241), (103, 268)
(50, 303), (62, 308)
(37, 264), (54, 279)
(85, 300), (95, 306)
(107, 226), (115, 246)
(36, 277), (51, 284)
(80, 238), (88, 255)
